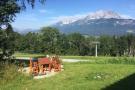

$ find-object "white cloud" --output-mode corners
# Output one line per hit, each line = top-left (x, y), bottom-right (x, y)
(39, 9), (48, 13)
(121, 14), (134, 19)
(49, 13), (90, 24)
(39, 9), (53, 14)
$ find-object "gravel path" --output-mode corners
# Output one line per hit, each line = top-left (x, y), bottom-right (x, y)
(62, 59), (90, 62)
(34, 70), (58, 79)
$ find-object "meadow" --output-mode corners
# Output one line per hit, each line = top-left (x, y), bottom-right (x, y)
(0, 54), (135, 90)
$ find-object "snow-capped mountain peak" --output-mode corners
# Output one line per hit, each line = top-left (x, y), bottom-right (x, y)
(53, 10), (135, 36)
(56, 10), (125, 25)
(85, 10), (122, 20)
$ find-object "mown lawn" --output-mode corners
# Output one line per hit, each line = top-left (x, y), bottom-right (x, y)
(0, 62), (135, 90)
(13, 53), (45, 57)
(13, 53), (114, 59)
(14, 52), (135, 61)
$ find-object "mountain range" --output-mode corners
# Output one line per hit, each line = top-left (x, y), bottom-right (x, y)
(52, 10), (135, 36)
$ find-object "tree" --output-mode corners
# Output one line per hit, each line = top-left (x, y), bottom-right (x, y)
(56, 34), (69, 55)
(0, 0), (20, 28)
(0, 0), (45, 61)
(114, 36), (128, 56)
(67, 33), (87, 55)
(18, 32), (39, 53)
(0, 0), (45, 28)
(126, 34), (135, 56)
(0, 24), (16, 61)
(40, 27), (60, 54)
(99, 35), (114, 56)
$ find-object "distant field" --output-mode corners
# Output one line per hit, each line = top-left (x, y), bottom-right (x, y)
(13, 53), (45, 57)
(13, 52), (134, 59)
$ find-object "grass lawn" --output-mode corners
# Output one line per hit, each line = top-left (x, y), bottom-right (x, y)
(0, 62), (135, 90)
(14, 52), (135, 60)
(13, 53), (114, 59)
(13, 53), (45, 57)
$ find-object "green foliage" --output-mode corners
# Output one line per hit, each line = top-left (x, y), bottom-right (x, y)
(40, 27), (60, 54)
(67, 33), (89, 55)
(0, 24), (16, 61)
(99, 35), (115, 56)
(0, 0), (45, 27)
(15, 28), (92, 55)
(0, 0), (20, 26)
(14, 28), (135, 57)
(0, 0), (45, 62)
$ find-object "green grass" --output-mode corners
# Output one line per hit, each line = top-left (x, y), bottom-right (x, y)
(0, 62), (135, 90)
(2, 53), (135, 90)
(61, 55), (112, 59)
(13, 53), (114, 58)
(13, 52), (135, 60)
(13, 52), (45, 57)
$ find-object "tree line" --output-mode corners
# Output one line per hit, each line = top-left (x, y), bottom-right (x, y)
(11, 27), (135, 57)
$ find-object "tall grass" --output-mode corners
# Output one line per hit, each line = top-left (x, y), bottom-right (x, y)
(0, 63), (32, 86)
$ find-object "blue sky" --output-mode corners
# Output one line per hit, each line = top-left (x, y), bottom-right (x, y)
(12, 0), (135, 32)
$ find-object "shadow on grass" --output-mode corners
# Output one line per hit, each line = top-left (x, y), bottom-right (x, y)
(102, 73), (135, 90)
